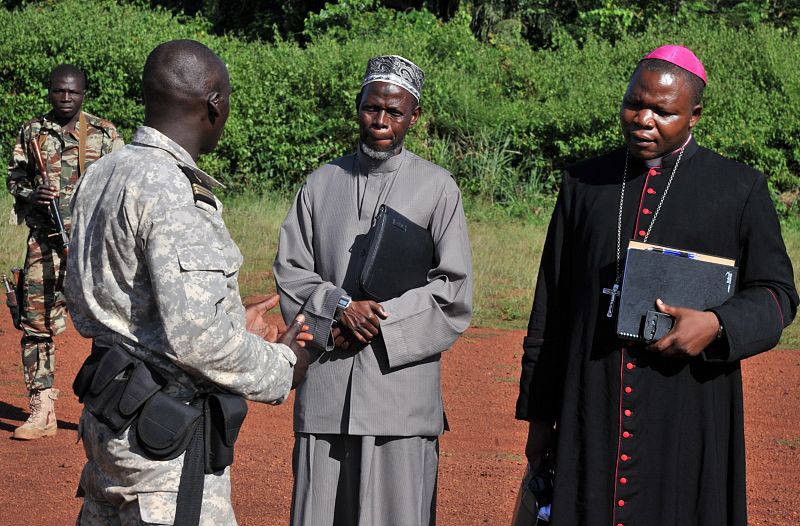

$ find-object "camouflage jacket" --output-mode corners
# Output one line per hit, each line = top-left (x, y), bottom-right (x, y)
(7, 110), (123, 230)
(65, 126), (296, 402)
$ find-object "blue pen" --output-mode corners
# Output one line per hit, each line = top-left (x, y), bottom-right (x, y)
(653, 248), (698, 259)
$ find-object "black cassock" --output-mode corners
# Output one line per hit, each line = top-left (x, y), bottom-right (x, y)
(516, 138), (798, 526)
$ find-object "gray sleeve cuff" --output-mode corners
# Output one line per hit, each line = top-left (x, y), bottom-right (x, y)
(303, 287), (345, 352)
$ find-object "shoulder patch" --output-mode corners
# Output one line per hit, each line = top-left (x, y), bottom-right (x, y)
(180, 166), (217, 209)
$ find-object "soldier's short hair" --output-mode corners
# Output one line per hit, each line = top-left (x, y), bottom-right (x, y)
(142, 40), (228, 107)
(49, 64), (87, 91)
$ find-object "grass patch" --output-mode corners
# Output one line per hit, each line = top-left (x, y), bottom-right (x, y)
(1, 193), (797, 345)
(219, 194), (292, 298)
(778, 223), (800, 349)
(777, 437), (800, 449)
(0, 194), (28, 272)
(467, 216), (544, 329)
(493, 452), (525, 462)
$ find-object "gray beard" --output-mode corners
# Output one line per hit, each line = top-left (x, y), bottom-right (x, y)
(360, 142), (400, 161)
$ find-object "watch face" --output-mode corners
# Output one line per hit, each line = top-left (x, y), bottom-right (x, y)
(338, 296), (351, 309)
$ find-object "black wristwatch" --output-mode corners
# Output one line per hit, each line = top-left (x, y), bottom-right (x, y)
(333, 294), (352, 323)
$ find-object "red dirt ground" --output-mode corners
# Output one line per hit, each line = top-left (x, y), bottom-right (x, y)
(0, 311), (797, 525)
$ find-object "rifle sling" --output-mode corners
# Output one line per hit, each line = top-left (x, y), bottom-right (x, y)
(34, 112), (87, 182)
(78, 111), (87, 177)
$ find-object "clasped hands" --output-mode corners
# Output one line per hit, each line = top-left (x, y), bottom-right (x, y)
(333, 300), (388, 350)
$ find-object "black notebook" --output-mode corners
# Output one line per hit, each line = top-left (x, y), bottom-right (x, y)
(359, 205), (434, 302)
(616, 241), (737, 342)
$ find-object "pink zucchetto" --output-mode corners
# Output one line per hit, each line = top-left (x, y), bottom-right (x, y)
(642, 45), (707, 85)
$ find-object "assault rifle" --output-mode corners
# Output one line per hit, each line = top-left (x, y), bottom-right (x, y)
(30, 137), (70, 254)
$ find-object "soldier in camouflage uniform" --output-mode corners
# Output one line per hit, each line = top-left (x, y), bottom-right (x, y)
(6, 64), (123, 440)
(65, 40), (311, 524)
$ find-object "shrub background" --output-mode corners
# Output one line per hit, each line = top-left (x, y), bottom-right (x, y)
(0, 0), (798, 216)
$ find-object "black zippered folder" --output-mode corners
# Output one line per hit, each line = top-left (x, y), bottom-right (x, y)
(359, 204), (434, 302)
(616, 241), (738, 341)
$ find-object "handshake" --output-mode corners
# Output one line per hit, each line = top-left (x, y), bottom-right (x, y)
(243, 295), (314, 389)
(242, 295), (392, 386)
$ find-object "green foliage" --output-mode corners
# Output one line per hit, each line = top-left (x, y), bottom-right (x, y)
(0, 0), (212, 144)
(468, 1), (800, 48)
(0, 0), (798, 215)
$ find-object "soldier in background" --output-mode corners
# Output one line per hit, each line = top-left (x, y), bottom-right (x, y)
(6, 63), (123, 440)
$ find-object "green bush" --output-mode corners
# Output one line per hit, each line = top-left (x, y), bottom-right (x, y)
(1, 0), (797, 215)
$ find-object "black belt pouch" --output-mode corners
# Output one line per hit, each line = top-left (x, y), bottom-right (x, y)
(204, 393), (248, 474)
(73, 343), (108, 402)
(137, 392), (201, 461)
(81, 346), (136, 433)
(75, 345), (164, 434)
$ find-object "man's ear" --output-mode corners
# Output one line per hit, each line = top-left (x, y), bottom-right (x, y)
(208, 92), (221, 124)
(409, 105), (422, 128)
(689, 104), (702, 129)
(355, 89), (363, 112)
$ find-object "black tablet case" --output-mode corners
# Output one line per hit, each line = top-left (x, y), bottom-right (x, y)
(616, 242), (738, 341)
(359, 205), (434, 302)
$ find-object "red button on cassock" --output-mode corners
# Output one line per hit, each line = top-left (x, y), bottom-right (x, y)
(625, 386), (633, 393)
(618, 523), (625, 526)
(626, 363), (635, 370)
(620, 477), (628, 484)
(648, 168), (657, 176)
(623, 431), (631, 438)
(638, 230), (647, 237)
(643, 208), (652, 214)
(621, 454), (629, 461)
(618, 499), (626, 507)
(624, 409), (632, 417)
(647, 188), (656, 194)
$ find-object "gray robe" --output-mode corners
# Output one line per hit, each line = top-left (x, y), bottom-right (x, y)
(274, 148), (473, 437)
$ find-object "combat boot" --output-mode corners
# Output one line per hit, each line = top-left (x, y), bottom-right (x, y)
(13, 388), (59, 440)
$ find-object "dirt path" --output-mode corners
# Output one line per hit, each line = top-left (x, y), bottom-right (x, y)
(0, 312), (797, 525)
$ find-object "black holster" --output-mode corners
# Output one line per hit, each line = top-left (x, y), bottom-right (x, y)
(10, 267), (23, 331)
(204, 393), (248, 474)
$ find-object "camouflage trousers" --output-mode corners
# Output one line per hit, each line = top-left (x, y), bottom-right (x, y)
(77, 409), (237, 525)
(19, 230), (67, 391)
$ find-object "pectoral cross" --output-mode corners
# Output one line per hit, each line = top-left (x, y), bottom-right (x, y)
(603, 283), (620, 318)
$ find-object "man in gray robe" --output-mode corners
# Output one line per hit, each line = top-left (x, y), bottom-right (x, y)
(273, 55), (474, 526)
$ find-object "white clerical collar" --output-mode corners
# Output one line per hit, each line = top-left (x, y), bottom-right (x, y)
(645, 134), (693, 168)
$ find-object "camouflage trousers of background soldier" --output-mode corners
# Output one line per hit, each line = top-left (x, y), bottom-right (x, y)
(13, 230), (67, 440)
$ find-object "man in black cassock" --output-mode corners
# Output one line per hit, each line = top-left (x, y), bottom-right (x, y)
(515, 45), (798, 526)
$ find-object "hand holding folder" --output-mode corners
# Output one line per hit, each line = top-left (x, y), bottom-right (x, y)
(617, 241), (737, 345)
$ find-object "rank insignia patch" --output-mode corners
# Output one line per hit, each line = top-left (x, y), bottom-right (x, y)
(180, 165), (217, 209)
(191, 183), (217, 209)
